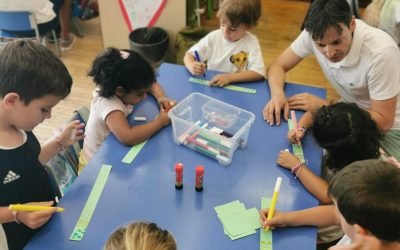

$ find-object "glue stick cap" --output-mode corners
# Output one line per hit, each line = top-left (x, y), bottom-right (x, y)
(175, 163), (183, 172)
(196, 165), (204, 174)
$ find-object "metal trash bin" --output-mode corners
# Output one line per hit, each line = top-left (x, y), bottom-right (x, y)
(129, 27), (169, 69)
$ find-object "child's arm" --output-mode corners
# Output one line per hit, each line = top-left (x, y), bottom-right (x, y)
(39, 120), (85, 164)
(0, 201), (56, 229)
(287, 111), (313, 144)
(210, 70), (264, 87)
(149, 82), (175, 111)
(183, 52), (206, 76)
(277, 150), (332, 204)
(105, 109), (170, 146)
(259, 205), (340, 229)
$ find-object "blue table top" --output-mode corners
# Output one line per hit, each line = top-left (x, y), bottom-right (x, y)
(26, 63), (326, 250)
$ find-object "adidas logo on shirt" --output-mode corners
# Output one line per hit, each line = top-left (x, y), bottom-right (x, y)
(3, 171), (20, 184)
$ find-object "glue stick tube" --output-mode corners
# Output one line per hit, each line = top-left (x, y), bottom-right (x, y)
(195, 166), (204, 192)
(175, 163), (183, 190)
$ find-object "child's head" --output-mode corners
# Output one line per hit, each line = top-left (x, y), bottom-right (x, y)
(311, 103), (382, 172)
(88, 48), (155, 104)
(217, 0), (261, 42)
(0, 40), (72, 130)
(104, 221), (177, 250)
(0, 40), (72, 104)
(328, 159), (400, 244)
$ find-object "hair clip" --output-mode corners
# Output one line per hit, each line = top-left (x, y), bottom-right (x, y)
(120, 51), (130, 59)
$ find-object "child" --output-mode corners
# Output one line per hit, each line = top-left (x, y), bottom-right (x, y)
(104, 221), (177, 250)
(81, 48), (174, 169)
(183, 0), (265, 87)
(277, 103), (383, 245)
(260, 159), (400, 249)
(278, 103), (382, 204)
(0, 40), (84, 249)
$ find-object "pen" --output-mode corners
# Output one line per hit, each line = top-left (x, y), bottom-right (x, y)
(194, 50), (206, 78)
(9, 204), (65, 213)
(264, 177), (282, 231)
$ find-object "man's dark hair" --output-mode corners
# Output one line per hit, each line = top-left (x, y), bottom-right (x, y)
(0, 40), (72, 104)
(304, 0), (353, 40)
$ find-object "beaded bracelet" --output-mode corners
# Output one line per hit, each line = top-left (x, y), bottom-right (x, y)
(297, 126), (307, 133)
(291, 162), (306, 178)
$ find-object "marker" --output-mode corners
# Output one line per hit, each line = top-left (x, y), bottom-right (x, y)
(195, 165), (204, 192)
(134, 116), (147, 121)
(9, 204), (64, 213)
(264, 177), (282, 231)
(175, 163), (183, 190)
(291, 110), (300, 145)
(178, 121), (201, 143)
(194, 50), (206, 78)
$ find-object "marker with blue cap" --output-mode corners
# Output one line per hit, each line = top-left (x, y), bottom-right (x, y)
(194, 50), (206, 78)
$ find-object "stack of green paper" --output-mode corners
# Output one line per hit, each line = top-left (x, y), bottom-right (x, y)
(214, 200), (262, 240)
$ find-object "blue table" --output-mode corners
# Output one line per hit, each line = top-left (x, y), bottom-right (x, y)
(26, 63), (326, 250)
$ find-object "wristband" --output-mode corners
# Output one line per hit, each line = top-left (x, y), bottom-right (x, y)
(291, 162), (305, 177)
(297, 126), (306, 133)
(10, 210), (20, 224)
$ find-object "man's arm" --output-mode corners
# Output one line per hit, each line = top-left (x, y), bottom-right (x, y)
(263, 47), (303, 125)
(368, 96), (397, 131)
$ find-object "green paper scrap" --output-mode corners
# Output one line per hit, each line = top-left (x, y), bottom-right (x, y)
(188, 77), (257, 94)
(260, 197), (273, 250)
(121, 140), (147, 164)
(288, 119), (305, 163)
(214, 200), (262, 240)
(70, 165), (112, 241)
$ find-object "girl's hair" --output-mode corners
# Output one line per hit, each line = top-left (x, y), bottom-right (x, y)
(217, 0), (261, 27)
(311, 103), (382, 172)
(88, 48), (155, 98)
(104, 222), (177, 250)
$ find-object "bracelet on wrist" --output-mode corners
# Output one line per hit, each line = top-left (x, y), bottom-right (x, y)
(291, 162), (305, 177)
(55, 136), (64, 151)
(297, 126), (306, 133)
(10, 210), (20, 224)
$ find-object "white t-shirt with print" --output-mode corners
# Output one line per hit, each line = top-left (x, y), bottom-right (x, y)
(291, 19), (400, 130)
(187, 30), (266, 77)
(82, 90), (133, 162)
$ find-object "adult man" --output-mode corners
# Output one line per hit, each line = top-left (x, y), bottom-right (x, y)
(263, 0), (400, 160)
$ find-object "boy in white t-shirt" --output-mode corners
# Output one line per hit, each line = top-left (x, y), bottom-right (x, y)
(184, 0), (265, 87)
(259, 159), (400, 250)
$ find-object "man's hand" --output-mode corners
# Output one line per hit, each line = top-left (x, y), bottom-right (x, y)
(288, 93), (327, 111)
(263, 93), (289, 126)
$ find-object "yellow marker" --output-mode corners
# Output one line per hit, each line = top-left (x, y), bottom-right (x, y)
(9, 204), (64, 213)
(265, 177), (282, 231)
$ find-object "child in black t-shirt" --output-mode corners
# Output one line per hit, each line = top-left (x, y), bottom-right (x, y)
(0, 40), (84, 249)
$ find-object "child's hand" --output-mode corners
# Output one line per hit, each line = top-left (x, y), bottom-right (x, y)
(157, 96), (176, 112)
(190, 61), (206, 76)
(56, 120), (85, 147)
(157, 110), (171, 127)
(210, 73), (232, 87)
(287, 128), (305, 145)
(277, 150), (301, 170)
(16, 201), (57, 229)
(259, 208), (289, 229)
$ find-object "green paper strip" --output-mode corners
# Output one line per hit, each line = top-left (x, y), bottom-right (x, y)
(260, 197), (273, 250)
(69, 165), (112, 241)
(288, 119), (305, 163)
(188, 77), (257, 94)
(121, 140), (148, 164)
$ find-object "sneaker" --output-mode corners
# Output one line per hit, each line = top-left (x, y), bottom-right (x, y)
(60, 33), (77, 51)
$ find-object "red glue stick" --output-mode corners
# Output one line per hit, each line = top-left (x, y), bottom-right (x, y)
(175, 163), (183, 190)
(195, 165), (204, 192)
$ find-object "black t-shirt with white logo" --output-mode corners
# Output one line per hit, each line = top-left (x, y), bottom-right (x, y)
(0, 131), (55, 250)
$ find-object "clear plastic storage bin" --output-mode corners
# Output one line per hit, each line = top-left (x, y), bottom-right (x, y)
(168, 92), (255, 164)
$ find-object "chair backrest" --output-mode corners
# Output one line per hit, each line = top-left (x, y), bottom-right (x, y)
(0, 11), (40, 41)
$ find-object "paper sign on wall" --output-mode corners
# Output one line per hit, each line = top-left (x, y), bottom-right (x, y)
(118, 0), (167, 31)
